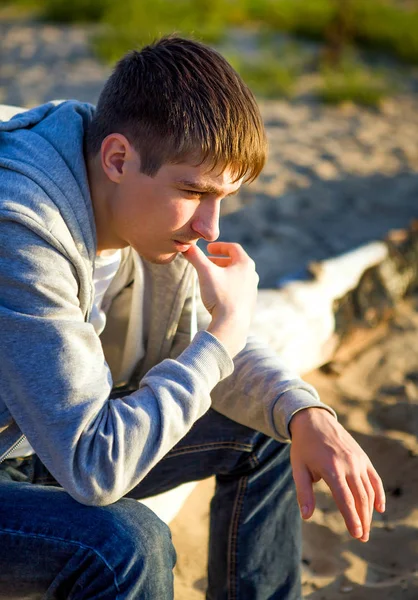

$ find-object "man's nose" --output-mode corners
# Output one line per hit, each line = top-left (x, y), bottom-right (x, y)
(191, 201), (220, 242)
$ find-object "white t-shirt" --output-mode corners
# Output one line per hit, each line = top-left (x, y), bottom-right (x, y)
(89, 249), (123, 335)
(8, 249), (127, 459)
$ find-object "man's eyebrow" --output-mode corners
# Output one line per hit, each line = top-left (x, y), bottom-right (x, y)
(174, 179), (240, 196)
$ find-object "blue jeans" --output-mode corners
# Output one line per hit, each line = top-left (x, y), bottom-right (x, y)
(0, 409), (301, 599)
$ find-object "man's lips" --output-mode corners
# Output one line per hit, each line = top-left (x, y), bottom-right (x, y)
(173, 240), (197, 252)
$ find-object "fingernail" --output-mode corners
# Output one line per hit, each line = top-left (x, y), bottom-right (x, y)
(379, 503), (386, 513)
(301, 505), (309, 518)
(354, 526), (363, 538)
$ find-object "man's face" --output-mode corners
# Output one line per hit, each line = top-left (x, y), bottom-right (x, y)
(105, 151), (242, 263)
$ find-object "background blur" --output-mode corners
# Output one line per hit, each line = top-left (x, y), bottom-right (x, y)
(2, 0), (418, 105)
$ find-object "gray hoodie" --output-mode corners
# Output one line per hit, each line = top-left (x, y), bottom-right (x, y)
(0, 101), (334, 505)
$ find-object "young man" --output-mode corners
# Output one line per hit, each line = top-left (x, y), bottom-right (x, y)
(0, 36), (384, 599)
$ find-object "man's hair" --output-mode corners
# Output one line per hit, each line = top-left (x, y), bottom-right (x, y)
(85, 36), (267, 183)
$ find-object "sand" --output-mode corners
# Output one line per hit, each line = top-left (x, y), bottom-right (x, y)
(171, 297), (418, 598)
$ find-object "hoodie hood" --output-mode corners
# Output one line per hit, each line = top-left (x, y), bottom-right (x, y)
(0, 100), (97, 264)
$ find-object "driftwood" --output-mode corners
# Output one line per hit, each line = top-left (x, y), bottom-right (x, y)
(333, 222), (418, 334)
(252, 221), (418, 376)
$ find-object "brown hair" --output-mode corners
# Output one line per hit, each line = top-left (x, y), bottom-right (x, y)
(85, 36), (267, 183)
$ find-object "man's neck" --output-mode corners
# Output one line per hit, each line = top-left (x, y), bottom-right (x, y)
(86, 153), (117, 253)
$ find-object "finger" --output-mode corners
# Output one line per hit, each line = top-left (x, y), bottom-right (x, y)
(346, 475), (370, 542)
(207, 256), (232, 267)
(323, 473), (363, 539)
(292, 464), (316, 520)
(182, 244), (213, 272)
(206, 241), (247, 261)
(361, 474), (375, 541)
(367, 465), (386, 513)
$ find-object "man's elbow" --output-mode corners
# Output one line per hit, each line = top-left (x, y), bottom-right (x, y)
(63, 481), (124, 507)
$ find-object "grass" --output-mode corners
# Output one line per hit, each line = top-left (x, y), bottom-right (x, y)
(11, 0), (418, 66)
(246, 0), (418, 65)
(227, 53), (297, 99)
(319, 59), (392, 107)
(3, 0), (415, 106)
(354, 1), (418, 64)
(246, 0), (337, 39)
(93, 0), (229, 64)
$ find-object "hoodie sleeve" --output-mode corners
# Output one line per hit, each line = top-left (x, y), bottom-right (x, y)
(210, 336), (337, 443)
(172, 266), (336, 442)
(0, 216), (233, 505)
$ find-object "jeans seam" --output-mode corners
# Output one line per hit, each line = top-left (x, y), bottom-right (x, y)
(227, 475), (248, 600)
(248, 453), (260, 471)
(166, 441), (254, 458)
(0, 527), (121, 596)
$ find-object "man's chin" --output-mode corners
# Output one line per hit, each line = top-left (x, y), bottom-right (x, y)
(142, 251), (179, 265)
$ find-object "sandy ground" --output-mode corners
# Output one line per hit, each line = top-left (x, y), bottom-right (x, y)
(170, 297), (418, 598)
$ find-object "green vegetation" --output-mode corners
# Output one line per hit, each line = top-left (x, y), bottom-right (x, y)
(41, 0), (112, 23)
(93, 0), (230, 64)
(5, 0), (417, 106)
(12, 0), (418, 63)
(228, 53), (297, 99)
(354, 2), (418, 64)
(247, 0), (337, 39)
(319, 58), (393, 107)
(246, 0), (418, 65)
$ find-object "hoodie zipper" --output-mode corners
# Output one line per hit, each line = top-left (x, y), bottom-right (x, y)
(0, 435), (26, 463)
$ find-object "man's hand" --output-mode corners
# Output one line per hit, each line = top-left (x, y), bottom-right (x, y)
(289, 407), (386, 542)
(183, 242), (258, 358)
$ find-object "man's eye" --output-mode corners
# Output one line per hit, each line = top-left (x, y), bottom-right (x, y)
(183, 190), (203, 198)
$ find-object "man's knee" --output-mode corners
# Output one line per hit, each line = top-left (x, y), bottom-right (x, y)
(0, 485), (176, 599)
(74, 498), (176, 598)
(97, 498), (176, 570)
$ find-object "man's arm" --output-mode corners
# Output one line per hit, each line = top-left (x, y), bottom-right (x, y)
(0, 218), (234, 505)
(289, 407), (385, 543)
(182, 244), (386, 542)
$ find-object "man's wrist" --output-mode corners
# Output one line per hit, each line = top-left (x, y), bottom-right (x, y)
(207, 318), (245, 358)
(288, 406), (333, 437)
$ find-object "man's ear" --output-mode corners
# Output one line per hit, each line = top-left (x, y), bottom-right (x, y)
(100, 133), (136, 183)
